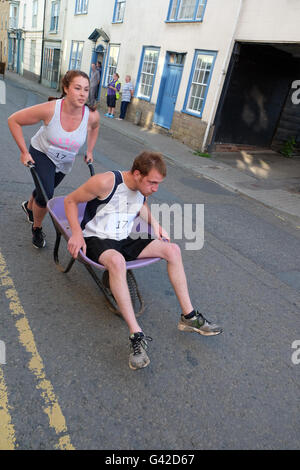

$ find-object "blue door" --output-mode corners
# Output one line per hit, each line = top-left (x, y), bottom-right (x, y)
(155, 56), (184, 129)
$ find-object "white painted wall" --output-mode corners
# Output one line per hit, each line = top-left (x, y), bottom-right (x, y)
(236, 0), (300, 42)
(22, 0), (45, 76)
(61, 0), (242, 121)
(60, 0), (300, 123)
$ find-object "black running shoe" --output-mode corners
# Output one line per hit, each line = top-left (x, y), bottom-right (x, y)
(32, 226), (46, 249)
(22, 201), (34, 224)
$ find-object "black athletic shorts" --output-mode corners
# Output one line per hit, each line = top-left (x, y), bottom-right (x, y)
(85, 234), (154, 263)
(106, 94), (116, 108)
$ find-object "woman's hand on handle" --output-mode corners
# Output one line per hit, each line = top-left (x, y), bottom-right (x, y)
(84, 152), (93, 163)
(21, 151), (35, 166)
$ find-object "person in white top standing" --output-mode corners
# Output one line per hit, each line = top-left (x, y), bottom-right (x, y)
(116, 75), (134, 121)
(8, 70), (100, 249)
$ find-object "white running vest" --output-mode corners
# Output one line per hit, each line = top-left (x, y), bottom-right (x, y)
(81, 171), (145, 241)
(31, 99), (89, 174)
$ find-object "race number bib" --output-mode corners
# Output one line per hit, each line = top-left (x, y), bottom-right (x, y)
(47, 146), (76, 165)
(102, 213), (136, 239)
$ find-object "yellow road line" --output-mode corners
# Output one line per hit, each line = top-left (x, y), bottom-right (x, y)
(0, 251), (75, 450)
(0, 366), (16, 450)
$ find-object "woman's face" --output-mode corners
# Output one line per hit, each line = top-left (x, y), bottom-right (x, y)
(65, 76), (90, 106)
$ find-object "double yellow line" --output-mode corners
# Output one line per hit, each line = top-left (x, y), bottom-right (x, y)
(0, 251), (74, 450)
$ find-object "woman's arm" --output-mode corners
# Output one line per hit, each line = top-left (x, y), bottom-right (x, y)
(85, 110), (100, 162)
(8, 101), (54, 165)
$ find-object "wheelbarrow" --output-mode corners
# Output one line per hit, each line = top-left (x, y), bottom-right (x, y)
(28, 161), (161, 317)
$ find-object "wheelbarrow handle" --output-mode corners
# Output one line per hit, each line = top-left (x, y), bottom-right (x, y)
(26, 161), (49, 205)
(84, 155), (95, 176)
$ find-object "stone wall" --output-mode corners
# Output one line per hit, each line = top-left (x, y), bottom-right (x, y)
(98, 89), (208, 151)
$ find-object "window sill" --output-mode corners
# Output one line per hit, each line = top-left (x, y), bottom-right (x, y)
(74, 12), (88, 16)
(136, 95), (151, 103)
(165, 19), (203, 24)
(181, 109), (202, 118)
(112, 20), (124, 24)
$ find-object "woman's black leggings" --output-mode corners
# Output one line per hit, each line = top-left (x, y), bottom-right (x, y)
(29, 145), (65, 208)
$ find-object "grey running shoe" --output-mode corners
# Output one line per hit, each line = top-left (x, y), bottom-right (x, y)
(178, 311), (222, 336)
(22, 201), (34, 224)
(32, 226), (46, 249)
(129, 332), (152, 370)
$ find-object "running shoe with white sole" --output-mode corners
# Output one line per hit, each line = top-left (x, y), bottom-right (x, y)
(129, 332), (152, 370)
(22, 201), (34, 224)
(32, 226), (46, 249)
(178, 311), (222, 336)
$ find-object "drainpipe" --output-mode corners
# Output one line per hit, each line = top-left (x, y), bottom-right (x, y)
(56, 0), (68, 91)
(39, 0), (47, 83)
(201, 0), (244, 152)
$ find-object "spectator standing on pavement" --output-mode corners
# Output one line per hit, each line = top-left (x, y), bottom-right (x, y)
(89, 63), (100, 106)
(116, 75), (134, 121)
(104, 73), (121, 119)
(7, 70), (100, 249)
(96, 61), (102, 96)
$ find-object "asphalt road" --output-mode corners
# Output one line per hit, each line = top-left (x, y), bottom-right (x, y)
(0, 79), (300, 450)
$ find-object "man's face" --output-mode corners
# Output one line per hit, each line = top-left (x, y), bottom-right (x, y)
(134, 168), (165, 197)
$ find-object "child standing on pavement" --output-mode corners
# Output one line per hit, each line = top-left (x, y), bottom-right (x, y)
(7, 70), (100, 249)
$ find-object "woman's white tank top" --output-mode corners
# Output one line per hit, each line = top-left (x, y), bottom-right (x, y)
(31, 99), (89, 174)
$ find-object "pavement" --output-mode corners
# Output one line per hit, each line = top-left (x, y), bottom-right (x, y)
(4, 70), (300, 221)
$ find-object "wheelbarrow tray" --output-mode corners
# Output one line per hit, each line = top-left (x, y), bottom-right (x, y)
(47, 196), (161, 317)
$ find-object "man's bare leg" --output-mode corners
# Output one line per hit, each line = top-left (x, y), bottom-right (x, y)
(99, 249), (151, 369)
(138, 240), (222, 336)
(99, 249), (142, 334)
(138, 240), (193, 315)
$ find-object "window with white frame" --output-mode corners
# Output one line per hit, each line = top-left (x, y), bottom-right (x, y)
(184, 50), (216, 116)
(137, 47), (159, 101)
(69, 41), (84, 70)
(105, 45), (120, 85)
(9, 3), (19, 29)
(113, 0), (126, 23)
(167, 0), (207, 22)
(75, 0), (88, 15)
(50, 1), (60, 32)
(32, 0), (38, 28)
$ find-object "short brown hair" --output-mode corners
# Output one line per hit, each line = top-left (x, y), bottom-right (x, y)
(131, 151), (166, 177)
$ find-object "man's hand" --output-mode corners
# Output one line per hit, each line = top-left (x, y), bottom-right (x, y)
(155, 225), (170, 242)
(67, 233), (86, 259)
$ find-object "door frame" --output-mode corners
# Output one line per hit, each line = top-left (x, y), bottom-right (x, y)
(154, 51), (185, 129)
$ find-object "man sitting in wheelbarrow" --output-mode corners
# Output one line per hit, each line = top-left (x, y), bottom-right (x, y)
(64, 150), (222, 370)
